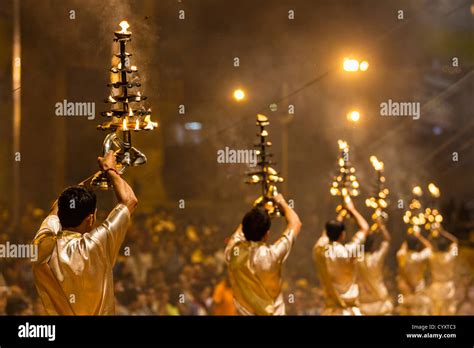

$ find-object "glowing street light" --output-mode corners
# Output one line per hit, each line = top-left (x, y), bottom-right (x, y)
(343, 58), (359, 72)
(347, 110), (360, 123)
(343, 57), (369, 72)
(359, 60), (369, 71)
(233, 88), (246, 101)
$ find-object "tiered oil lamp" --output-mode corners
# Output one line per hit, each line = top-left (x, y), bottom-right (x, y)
(425, 183), (443, 236)
(403, 185), (426, 235)
(92, 21), (158, 189)
(245, 114), (284, 217)
(329, 140), (360, 218)
(365, 156), (389, 231)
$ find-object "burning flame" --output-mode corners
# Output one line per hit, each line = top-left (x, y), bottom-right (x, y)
(428, 183), (440, 198)
(128, 108), (133, 116)
(135, 119), (140, 131)
(370, 155), (384, 171)
(338, 139), (348, 150)
(412, 186), (422, 197)
(119, 21), (130, 33)
(122, 118), (128, 131)
(144, 115), (158, 130)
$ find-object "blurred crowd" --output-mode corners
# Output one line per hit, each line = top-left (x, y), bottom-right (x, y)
(0, 200), (472, 316)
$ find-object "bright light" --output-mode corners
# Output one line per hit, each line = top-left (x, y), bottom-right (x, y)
(184, 122), (202, 130)
(119, 21), (130, 33)
(343, 58), (359, 72)
(343, 58), (369, 72)
(370, 155), (384, 171)
(428, 183), (440, 198)
(412, 186), (423, 197)
(233, 89), (245, 101)
(347, 110), (360, 122)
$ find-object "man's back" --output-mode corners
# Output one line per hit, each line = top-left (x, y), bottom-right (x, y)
(314, 231), (365, 307)
(396, 246), (430, 295)
(225, 227), (296, 315)
(32, 204), (130, 315)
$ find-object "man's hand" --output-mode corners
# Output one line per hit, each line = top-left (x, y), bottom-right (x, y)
(344, 197), (355, 212)
(98, 150), (117, 172)
(344, 198), (369, 236)
(274, 193), (285, 206)
(98, 150), (138, 215)
(274, 193), (302, 237)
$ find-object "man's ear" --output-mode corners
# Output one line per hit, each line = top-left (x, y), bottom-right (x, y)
(88, 213), (95, 226)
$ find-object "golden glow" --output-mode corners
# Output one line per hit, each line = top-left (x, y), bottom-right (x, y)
(233, 89), (245, 101)
(134, 119), (139, 131)
(412, 186), (423, 197)
(122, 118), (128, 131)
(338, 139), (348, 150)
(428, 183), (440, 198)
(119, 20), (130, 33)
(347, 110), (360, 122)
(144, 115), (158, 130)
(370, 155), (384, 171)
(343, 58), (359, 72)
(359, 61), (369, 71)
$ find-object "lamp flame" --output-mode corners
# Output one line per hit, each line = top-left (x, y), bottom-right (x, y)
(144, 115), (158, 130)
(370, 155), (384, 171)
(119, 21), (130, 33)
(428, 183), (440, 198)
(338, 139), (348, 150)
(412, 186), (423, 197)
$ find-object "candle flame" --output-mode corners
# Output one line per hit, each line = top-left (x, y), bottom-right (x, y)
(122, 118), (128, 131)
(119, 21), (130, 33)
(128, 108), (133, 116)
(412, 186), (422, 197)
(338, 139), (348, 150)
(135, 119), (140, 130)
(428, 183), (440, 198)
(370, 155), (384, 171)
(144, 115), (158, 130)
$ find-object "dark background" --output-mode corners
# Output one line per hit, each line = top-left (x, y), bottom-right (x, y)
(0, 0), (472, 275)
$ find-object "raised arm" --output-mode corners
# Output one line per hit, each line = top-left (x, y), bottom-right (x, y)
(275, 194), (302, 237)
(377, 217), (391, 242)
(439, 228), (458, 244)
(98, 150), (138, 214)
(414, 230), (432, 250)
(345, 198), (369, 237)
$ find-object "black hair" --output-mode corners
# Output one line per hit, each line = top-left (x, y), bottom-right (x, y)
(431, 235), (452, 252)
(326, 220), (345, 242)
(364, 232), (383, 253)
(242, 207), (271, 242)
(406, 234), (423, 251)
(58, 186), (97, 228)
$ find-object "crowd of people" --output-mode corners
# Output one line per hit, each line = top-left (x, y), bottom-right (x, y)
(0, 198), (472, 316)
